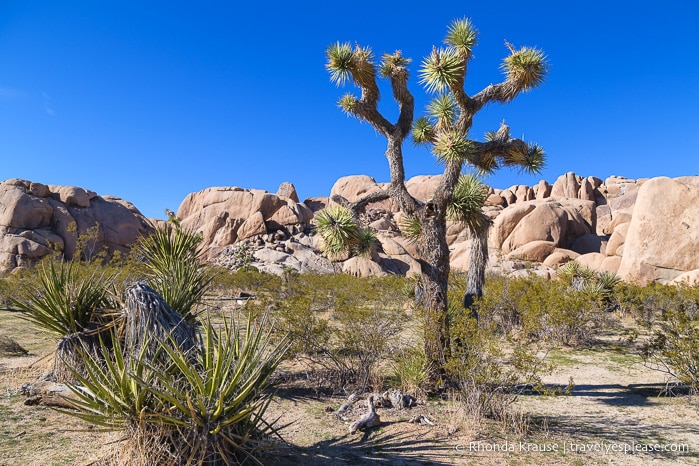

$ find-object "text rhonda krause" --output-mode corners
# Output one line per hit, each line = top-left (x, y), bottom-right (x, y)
(458, 441), (690, 454)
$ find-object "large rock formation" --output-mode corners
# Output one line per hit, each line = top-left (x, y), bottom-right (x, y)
(176, 185), (314, 259)
(616, 177), (699, 284)
(0, 179), (153, 270)
(5, 171), (699, 286)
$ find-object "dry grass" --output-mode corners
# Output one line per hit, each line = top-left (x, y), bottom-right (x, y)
(3, 308), (699, 465)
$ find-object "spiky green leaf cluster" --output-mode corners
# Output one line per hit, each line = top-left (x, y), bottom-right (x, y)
(314, 205), (376, 260)
(418, 47), (464, 94)
(427, 94), (458, 129)
(338, 93), (358, 115)
(63, 312), (288, 464)
(411, 117), (435, 146)
(137, 226), (212, 323)
(13, 261), (114, 338)
(444, 18), (478, 59)
(502, 46), (548, 91)
(497, 140), (546, 175)
(559, 262), (620, 299)
(521, 142), (546, 174)
(355, 227), (378, 258)
(314, 205), (360, 259)
(326, 42), (354, 86)
(447, 174), (491, 232)
(326, 42), (376, 87)
(398, 214), (423, 243)
(433, 129), (472, 163)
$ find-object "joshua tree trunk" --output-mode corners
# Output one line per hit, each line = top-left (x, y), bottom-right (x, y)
(418, 213), (452, 375)
(463, 223), (490, 319)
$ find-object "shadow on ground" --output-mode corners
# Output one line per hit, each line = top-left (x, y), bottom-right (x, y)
(265, 422), (453, 465)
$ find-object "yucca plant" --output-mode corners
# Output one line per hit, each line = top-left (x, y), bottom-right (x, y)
(313, 205), (361, 260)
(137, 224), (213, 323)
(447, 174), (490, 232)
(597, 271), (622, 291)
(63, 311), (289, 465)
(397, 214), (423, 245)
(13, 260), (115, 337)
(12, 260), (117, 381)
(355, 227), (378, 258)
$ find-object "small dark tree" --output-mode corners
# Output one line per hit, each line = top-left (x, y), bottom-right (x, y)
(326, 18), (547, 379)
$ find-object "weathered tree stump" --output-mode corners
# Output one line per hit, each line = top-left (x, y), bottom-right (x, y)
(349, 395), (381, 434)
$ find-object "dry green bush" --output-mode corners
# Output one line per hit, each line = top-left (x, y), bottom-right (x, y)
(265, 273), (410, 393)
(469, 273), (611, 347)
(620, 283), (699, 394)
(447, 303), (549, 432)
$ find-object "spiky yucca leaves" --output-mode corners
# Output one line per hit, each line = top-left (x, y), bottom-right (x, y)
(143, 314), (289, 465)
(398, 214), (423, 244)
(427, 94), (458, 130)
(433, 129), (472, 163)
(313, 205), (361, 260)
(137, 225), (212, 323)
(447, 174), (491, 233)
(64, 312), (288, 465)
(13, 260), (115, 337)
(326, 42), (355, 86)
(498, 141), (546, 175)
(61, 331), (158, 430)
(326, 42), (376, 88)
(355, 227), (378, 258)
(419, 46), (464, 94)
(521, 143), (546, 174)
(411, 117), (435, 146)
(501, 44), (548, 92)
(597, 271), (622, 290)
(444, 17), (478, 59)
(338, 92), (358, 115)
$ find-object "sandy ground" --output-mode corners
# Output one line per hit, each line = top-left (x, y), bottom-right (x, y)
(2, 320), (699, 465)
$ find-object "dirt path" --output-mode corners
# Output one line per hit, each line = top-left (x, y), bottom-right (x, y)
(263, 338), (699, 466)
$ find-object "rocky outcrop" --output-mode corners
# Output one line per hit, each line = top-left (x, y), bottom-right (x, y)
(5, 171), (696, 286)
(616, 177), (699, 284)
(176, 183), (314, 259)
(0, 179), (153, 270)
(490, 198), (595, 255)
(182, 172), (698, 284)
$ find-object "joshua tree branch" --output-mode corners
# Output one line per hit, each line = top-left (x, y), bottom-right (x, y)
(330, 190), (391, 215)
(470, 137), (529, 167)
(469, 80), (521, 113)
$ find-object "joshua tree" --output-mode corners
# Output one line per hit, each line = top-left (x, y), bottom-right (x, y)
(326, 17), (547, 378)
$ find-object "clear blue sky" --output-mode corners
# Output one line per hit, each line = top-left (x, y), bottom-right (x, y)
(2, 1), (698, 219)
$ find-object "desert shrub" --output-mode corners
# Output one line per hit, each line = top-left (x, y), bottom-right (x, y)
(633, 285), (699, 394)
(615, 281), (681, 326)
(390, 344), (430, 397)
(209, 266), (282, 298)
(270, 273), (410, 393)
(447, 304), (548, 431)
(65, 312), (288, 465)
(468, 273), (610, 346)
